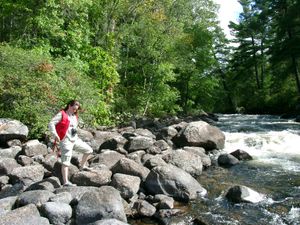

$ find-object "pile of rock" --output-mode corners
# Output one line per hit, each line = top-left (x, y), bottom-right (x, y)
(0, 117), (264, 225)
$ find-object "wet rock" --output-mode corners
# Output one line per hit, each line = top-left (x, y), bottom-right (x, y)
(225, 185), (265, 203)
(132, 199), (156, 217)
(154, 194), (174, 209)
(145, 164), (207, 202)
(230, 149), (253, 161)
(218, 154), (240, 168)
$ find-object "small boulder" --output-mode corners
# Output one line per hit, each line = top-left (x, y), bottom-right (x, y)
(225, 185), (265, 203)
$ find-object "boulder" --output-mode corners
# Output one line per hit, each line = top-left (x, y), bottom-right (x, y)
(183, 146), (211, 167)
(16, 190), (55, 207)
(41, 202), (72, 225)
(26, 176), (61, 192)
(230, 149), (253, 161)
(0, 204), (50, 225)
(0, 157), (21, 175)
(55, 186), (101, 203)
(9, 164), (45, 186)
(124, 136), (154, 153)
(162, 149), (203, 177)
(0, 196), (18, 215)
(76, 186), (127, 224)
(225, 185), (265, 203)
(111, 173), (141, 200)
(71, 168), (112, 187)
(154, 194), (174, 209)
(218, 154), (240, 168)
(99, 135), (127, 151)
(0, 146), (22, 158)
(172, 121), (225, 150)
(0, 119), (28, 145)
(143, 156), (167, 169)
(49, 192), (73, 204)
(132, 200), (156, 217)
(111, 158), (150, 181)
(90, 150), (125, 169)
(145, 164), (207, 202)
(22, 140), (48, 157)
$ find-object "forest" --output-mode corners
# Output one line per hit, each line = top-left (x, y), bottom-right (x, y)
(0, 0), (299, 138)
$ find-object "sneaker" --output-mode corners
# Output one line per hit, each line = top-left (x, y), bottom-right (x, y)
(79, 166), (95, 171)
(63, 181), (77, 187)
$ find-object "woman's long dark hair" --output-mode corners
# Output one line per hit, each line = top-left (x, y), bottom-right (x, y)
(64, 100), (81, 115)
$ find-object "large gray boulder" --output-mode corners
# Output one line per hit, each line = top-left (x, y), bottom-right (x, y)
(111, 158), (150, 181)
(0, 196), (18, 215)
(0, 157), (21, 175)
(124, 136), (154, 153)
(76, 186), (127, 224)
(172, 121), (225, 150)
(16, 190), (55, 207)
(41, 202), (73, 225)
(9, 165), (45, 186)
(145, 164), (207, 202)
(0, 204), (50, 225)
(162, 149), (203, 177)
(111, 173), (141, 200)
(71, 168), (112, 187)
(218, 154), (240, 168)
(0, 119), (28, 145)
(90, 150), (125, 169)
(22, 140), (48, 157)
(0, 146), (22, 158)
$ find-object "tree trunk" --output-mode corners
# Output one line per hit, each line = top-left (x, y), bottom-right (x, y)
(251, 35), (260, 89)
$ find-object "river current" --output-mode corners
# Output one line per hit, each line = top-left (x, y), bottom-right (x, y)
(131, 114), (300, 225)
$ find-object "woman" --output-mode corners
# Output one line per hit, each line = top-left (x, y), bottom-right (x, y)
(48, 100), (93, 186)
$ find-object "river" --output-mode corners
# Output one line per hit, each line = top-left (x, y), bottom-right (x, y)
(131, 114), (300, 225)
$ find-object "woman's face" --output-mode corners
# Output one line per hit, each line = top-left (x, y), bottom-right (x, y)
(69, 101), (80, 113)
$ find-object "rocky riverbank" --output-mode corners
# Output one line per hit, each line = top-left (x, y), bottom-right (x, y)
(0, 115), (264, 225)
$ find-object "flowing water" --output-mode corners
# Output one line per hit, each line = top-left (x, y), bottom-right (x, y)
(130, 114), (300, 225)
(192, 114), (300, 225)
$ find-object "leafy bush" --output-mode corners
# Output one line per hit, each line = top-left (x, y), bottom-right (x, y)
(0, 44), (106, 139)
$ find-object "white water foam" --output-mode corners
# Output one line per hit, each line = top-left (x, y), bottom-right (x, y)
(223, 130), (300, 172)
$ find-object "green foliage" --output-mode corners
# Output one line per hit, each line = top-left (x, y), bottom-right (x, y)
(0, 44), (100, 138)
